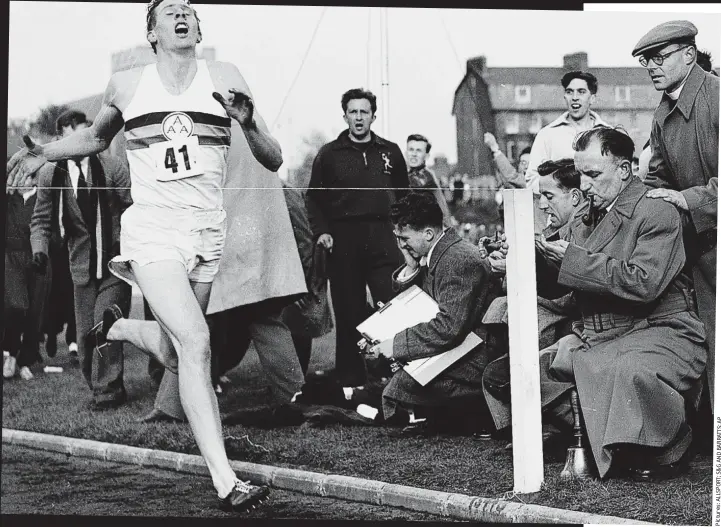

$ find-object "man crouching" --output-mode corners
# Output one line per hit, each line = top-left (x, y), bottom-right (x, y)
(535, 126), (707, 480)
(367, 191), (499, 435)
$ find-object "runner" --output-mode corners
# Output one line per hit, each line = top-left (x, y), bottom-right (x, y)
(6, 0), (284, 512)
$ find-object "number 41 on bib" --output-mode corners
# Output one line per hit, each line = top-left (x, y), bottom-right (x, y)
(151, 135), (204, 182)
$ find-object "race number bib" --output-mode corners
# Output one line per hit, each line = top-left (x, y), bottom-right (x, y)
(151, 135), (204, 181)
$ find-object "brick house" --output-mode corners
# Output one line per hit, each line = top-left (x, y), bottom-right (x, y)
(452, 52), (662, 179)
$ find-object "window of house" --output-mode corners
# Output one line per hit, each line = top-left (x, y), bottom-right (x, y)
(514, 86), (531, 104)
(506, 140), (516, 161)
(505, 114), (520, 135)
(528, 114), (543, 134)
(615, 86), (631, 103)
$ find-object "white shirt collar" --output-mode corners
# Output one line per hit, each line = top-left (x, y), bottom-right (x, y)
(421, 229), (447, 267)
(22, 187), (37, 203)
(548, 110), (607, 129)
(666, 66), (694, 101)
(606, 195), (620, 213)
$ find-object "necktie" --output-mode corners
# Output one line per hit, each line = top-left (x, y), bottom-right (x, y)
(594, 208), (607, 227)
(75, 160), (92, 226)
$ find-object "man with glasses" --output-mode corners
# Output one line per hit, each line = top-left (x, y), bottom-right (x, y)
(633, 20), (719, 405)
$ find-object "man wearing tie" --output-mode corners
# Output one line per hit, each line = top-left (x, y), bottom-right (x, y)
(31, 110), (133, 409)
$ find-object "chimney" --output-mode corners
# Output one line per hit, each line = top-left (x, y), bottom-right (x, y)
(563, 52), (588, 71)
(467, 56), (486, 75)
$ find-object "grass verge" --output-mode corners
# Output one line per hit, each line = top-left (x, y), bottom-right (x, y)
(2, 297), (711, 525)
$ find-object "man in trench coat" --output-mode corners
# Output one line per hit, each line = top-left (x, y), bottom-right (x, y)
(632, 21), (718, 404)
(532, 127), (707, 481)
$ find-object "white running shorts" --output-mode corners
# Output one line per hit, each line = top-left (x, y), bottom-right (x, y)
(109, 204), (227, 285)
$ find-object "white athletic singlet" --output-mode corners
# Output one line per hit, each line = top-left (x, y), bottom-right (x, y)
(122, 60), (230, 210)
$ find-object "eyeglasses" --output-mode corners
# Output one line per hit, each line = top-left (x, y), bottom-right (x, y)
(639, 46), (690, 68)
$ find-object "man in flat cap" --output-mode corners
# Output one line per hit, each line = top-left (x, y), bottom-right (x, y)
(633, 20), (719, 405)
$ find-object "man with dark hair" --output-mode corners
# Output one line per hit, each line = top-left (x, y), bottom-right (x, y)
(633, 20), (719, 405)
(30, 110), (132, 407)
(531, 126), (706, 481)
(366, 191), (497, 434)
(306, 88), (409, 387)
(405, 133), (455, 227)
(525, 71), (608, 193)
(696, 49), (714, 75)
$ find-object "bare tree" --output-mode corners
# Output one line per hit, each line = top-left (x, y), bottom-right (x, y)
(7, 119), (30, 161)
(29, 103), (70, 141)
(287, 130), (328, 190)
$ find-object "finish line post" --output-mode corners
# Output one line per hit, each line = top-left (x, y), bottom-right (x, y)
(502, 188), (544, 494)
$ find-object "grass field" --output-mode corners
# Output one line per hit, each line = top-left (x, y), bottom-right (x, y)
(1, 293), (712, 524)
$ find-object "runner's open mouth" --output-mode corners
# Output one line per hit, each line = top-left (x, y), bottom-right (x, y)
(175, 22), (189, 35)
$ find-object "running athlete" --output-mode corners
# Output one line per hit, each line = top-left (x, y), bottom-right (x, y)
(7, 0), (282, 512)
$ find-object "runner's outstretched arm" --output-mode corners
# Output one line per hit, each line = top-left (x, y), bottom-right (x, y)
(7, 75), (126, 192)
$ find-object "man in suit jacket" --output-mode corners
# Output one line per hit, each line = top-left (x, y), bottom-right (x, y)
(30, 110), (133, 409)
(533, 127), (706, 481)
(367, 191), (499, 434)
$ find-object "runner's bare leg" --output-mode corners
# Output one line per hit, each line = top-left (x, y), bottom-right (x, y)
(108, 317), (177, 370)
(118, 259), (236, 497)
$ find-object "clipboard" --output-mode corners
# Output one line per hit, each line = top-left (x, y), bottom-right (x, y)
(357, 285), (483, 386)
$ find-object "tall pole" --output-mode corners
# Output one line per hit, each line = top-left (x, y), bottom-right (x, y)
(366, 7), (372, 89)
(380, 7), (390, 139)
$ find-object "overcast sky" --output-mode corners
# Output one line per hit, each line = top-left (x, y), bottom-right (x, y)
(7, 2), (721, 174)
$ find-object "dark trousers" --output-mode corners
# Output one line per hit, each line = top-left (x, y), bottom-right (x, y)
(4, 251), (51, 367)
(292, 333), (312, 376)
(44, 240), (77, 345)
(154, 299), (305, 420)
(74, 275), (131, 403)
(328, 219), (402, 386)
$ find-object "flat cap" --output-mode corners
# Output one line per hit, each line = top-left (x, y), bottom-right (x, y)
(632, 20), (698, 57)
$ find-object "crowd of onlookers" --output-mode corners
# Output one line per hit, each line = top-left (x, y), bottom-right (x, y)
(4, 19), (718, 485)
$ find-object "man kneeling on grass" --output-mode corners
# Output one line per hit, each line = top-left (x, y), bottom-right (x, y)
(365, 191), (500, 436)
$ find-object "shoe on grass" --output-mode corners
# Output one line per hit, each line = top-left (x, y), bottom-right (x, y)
(89, 304), (124, 357)
(219, 479), (270, 513)
(4, 356), (17, 379)
(19, 366), (34, 381)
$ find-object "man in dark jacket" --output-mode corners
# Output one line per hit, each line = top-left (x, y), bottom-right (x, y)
(30, 110), (133, 409)
(306, 88), (409, 387)
(632, 20), (719, 405)
(405, 134), (455, 228)
(4, 185), (50, 380)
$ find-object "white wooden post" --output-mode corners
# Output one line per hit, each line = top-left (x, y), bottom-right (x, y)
(502, 188), (544, 494)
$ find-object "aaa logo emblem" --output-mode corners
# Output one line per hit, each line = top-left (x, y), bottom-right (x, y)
(161, 112), (194, 140)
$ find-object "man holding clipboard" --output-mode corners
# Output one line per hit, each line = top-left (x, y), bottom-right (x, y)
(365, 192), (500, 434)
